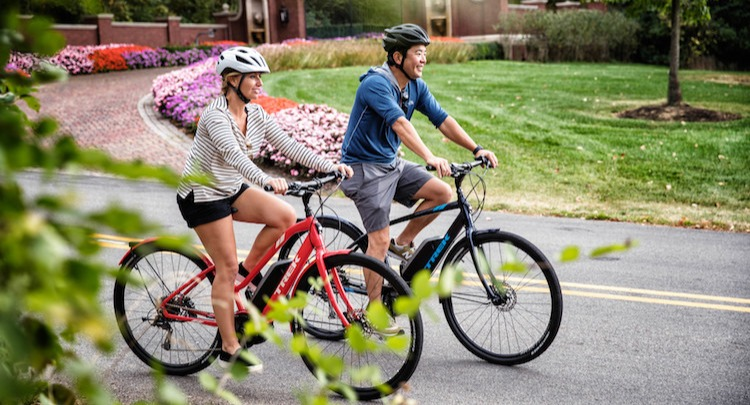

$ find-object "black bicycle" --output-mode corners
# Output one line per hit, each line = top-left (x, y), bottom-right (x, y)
(280, 157), (563, 365)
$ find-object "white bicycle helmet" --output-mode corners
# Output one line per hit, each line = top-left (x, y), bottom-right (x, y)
(216, 46), (270, 76)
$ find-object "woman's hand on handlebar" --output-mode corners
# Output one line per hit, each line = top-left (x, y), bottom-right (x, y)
(265, 177), (289, 195)
(475, 149), (498, 168)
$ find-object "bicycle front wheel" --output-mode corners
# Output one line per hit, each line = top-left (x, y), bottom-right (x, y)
(291, 253), (423, 401)
(441, 231), (563, 365)
(113, 242), (220, 375)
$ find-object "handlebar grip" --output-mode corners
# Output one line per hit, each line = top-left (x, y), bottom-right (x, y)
(263, 184), (274, 192)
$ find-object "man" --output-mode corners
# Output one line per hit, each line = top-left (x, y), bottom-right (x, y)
(340, 23), (498, 331)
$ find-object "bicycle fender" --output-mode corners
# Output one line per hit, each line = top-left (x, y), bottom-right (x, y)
(321, 249), (352, 258)
(294, 215), (362, 234)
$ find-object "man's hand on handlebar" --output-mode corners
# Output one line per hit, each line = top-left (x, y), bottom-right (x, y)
(475, 149), (498, 168)
(426, 156), (451, 177)
(334, 164), (353, 179)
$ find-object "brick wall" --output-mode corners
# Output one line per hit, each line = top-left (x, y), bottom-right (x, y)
(46, 14), (228, 48)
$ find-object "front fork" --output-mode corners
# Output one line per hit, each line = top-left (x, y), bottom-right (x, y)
(455, 229), (509, 305)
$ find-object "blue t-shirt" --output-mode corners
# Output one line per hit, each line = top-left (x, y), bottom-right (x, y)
(341, 64), (449, 164)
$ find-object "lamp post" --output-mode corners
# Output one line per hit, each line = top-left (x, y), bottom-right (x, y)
(194, 28), (216, 45)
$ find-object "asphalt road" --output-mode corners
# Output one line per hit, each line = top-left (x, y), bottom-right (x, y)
(18, 170), (750, 405)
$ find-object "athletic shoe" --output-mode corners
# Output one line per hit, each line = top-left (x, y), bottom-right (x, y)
(374, 315), (404, 337)
(388, 238), (415, 261)
(218, 349), (263, 373)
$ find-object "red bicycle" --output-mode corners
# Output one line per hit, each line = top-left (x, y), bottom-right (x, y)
(113, 173), (423, 400)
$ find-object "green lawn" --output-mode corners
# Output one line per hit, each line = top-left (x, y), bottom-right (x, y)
(263, 61), (750, 232)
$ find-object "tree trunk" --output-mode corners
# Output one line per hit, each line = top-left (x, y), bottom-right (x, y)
(667, 0), (683, 105)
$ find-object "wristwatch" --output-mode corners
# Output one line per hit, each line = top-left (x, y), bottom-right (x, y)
(472, 145), (484, 155)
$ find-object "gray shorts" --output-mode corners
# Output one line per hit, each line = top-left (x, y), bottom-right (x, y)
(340, 159), (433, 233)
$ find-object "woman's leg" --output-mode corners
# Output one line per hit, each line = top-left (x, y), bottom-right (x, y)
(231, 188), (296, 271)
(193, 216), (242, 354)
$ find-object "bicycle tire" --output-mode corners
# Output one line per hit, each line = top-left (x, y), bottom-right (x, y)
(278, 215), (367, 260)
(291, 253), (423, 401)
(441, 231), (563, 365)
(113, 242), (220, 375)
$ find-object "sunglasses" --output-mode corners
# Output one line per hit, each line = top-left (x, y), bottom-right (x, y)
(400, 89), (410, 115)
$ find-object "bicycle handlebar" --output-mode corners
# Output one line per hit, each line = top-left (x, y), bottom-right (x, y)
(426, 156), (490, 177)
(263, 171), (344, 196)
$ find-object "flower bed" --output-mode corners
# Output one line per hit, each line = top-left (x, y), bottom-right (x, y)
(6, 42), (245, 76)
(152, 57), (221, 129)
(253, 95), (299, 114)
(261, 104), (348, 175)
(93, 45), (153, 73)
(5, 35), (478, 77)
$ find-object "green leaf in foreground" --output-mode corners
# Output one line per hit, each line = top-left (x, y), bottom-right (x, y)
(559, 246), (581, 262)
(590, 239), (637, 258)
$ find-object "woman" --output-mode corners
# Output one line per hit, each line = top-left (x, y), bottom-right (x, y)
(177, 47), (352, 371)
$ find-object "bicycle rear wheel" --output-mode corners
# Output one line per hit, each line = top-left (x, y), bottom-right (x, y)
(113, 241), (220, 375)
(441, 231), (563, 365)
(291, 253), (423, 401)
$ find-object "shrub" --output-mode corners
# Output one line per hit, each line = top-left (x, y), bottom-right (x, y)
(472, 42), (504, 60)
(256, 36), (477, 72)
(495, 10), (639, 62)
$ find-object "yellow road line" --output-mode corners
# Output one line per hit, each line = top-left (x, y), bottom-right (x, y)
(560, 281), (750, 305)
(562, 290), (750, 313)
(94, 234), (250, 256)
(95, 233), (750, 314)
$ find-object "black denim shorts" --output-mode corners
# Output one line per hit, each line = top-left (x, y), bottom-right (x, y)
(176, 183), (249, 228)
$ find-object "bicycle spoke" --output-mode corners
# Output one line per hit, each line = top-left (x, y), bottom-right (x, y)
(114, 246), (219, 375)
(442, 232), (562, 364)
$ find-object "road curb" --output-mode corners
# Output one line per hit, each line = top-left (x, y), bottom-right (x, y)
(137, 93), (192, 152)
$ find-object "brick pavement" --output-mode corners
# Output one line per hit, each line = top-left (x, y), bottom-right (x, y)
(29, 67), (192, 173)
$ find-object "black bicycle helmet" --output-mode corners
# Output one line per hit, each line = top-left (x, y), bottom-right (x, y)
(383, 24), (430, 80)
(383, 23), (431, 54)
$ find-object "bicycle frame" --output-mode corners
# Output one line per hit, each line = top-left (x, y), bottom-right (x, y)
(129, 215), (356, 328)
(349, 160), (498, 295)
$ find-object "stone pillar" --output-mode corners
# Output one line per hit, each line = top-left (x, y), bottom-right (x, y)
(85, 14), (114, 45)
(213, 4), (234, 42)
(166, 16), (182, 45)
(267, 0), (305, 43)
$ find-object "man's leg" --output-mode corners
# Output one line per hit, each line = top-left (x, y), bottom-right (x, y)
(365, 226), (390, 302)
(340, 163), (398, 302)
(394, 177), (452, 247)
